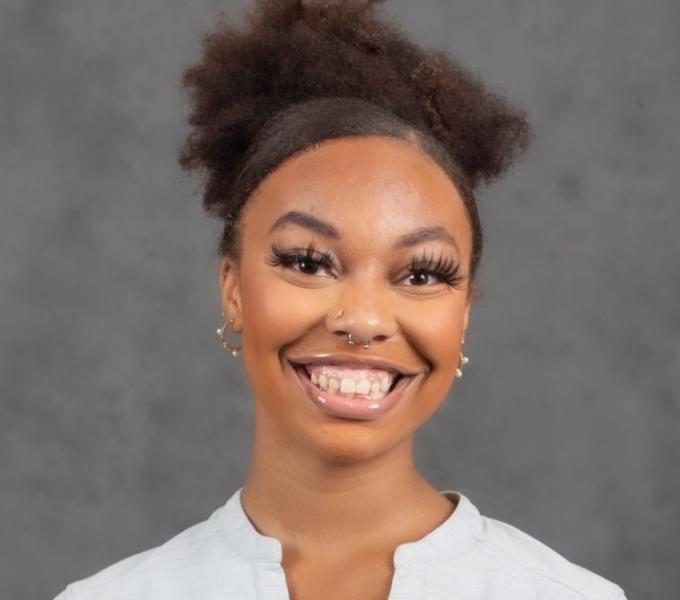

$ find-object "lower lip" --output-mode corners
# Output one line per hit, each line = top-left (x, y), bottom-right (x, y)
(288, 361), (415, 421)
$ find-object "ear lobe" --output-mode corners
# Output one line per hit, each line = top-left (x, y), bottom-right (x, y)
(218, 256), (243, 330)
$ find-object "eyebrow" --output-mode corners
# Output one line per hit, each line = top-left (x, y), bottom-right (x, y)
(267, 210), (460, 252)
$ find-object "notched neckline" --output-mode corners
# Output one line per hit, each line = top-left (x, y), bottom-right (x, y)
(212, 487), (483, 566)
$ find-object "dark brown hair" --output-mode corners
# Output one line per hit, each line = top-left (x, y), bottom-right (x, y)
(178, 0), (530, 289)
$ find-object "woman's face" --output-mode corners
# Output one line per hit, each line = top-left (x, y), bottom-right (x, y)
(220, 135), (472, 463)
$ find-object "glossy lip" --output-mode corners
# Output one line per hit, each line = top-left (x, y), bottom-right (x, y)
(286, 354), (423, 377)
(286, 359), (418, 421)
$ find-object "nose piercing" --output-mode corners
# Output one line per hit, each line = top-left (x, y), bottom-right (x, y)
(347, 332), (372, 349)
(335, 307), (372, 348)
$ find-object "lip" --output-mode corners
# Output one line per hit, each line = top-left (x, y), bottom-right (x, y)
(286, 354), (423, 377)
(286, 359), (417, 421)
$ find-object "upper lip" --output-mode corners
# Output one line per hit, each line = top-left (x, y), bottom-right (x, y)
(287, 354), (423, 377)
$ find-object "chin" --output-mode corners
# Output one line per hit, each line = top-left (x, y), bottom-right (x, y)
(302, 422), (409, 465)
(321, 436), (383, 465)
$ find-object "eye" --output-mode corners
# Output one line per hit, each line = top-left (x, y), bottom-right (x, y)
(403, 271), (442, 286)
(401, 253), (466, 289)
(266, 242), (336, 278)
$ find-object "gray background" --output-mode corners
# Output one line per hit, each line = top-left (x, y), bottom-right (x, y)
(1, 1), (678, 598)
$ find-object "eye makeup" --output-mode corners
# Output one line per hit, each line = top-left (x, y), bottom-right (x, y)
(266, 240), (465, 289)
(266, 240), (335, 275)
(406, 250), (465, 289)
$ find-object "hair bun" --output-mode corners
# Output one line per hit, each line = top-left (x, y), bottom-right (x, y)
(179, 0), (530, 218)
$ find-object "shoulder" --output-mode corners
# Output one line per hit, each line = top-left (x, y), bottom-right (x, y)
(53, 504), (248, 600)
(458, 509), (627, 599)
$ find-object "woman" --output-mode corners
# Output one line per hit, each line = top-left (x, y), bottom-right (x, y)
(55, 1), (627, 598)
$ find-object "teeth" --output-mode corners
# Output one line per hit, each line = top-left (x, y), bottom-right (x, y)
(306, 371), (390, 399)
(340, 378), (356, 394)
(301, 363), (402, 399)
(356, 380), (371, 395)
(320, 377), (390, 399)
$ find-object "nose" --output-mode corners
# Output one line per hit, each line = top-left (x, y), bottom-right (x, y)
(326, 275), (398, 346)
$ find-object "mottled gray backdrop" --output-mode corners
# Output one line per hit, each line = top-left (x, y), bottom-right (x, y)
(1, 1), (678, 598)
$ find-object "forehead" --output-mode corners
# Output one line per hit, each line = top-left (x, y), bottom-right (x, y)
(241, 136), (471, 255)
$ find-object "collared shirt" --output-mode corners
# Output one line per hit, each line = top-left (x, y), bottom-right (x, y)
(55, 487), (627, 599)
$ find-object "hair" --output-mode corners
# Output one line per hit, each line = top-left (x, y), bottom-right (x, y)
(178, 0), (530, 292)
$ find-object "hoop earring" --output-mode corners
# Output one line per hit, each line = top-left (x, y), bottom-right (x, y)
(216, 318), (242, 357)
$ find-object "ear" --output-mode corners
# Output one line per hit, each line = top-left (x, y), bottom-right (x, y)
(462, 298), (472, 337)
(218, 255), (243, 332)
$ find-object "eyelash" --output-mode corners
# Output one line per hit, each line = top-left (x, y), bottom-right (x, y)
(407, 251), (466, 289)
(266, 241), (335, 274)
(266, 242), (466, 289)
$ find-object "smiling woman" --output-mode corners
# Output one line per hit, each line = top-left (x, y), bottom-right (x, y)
(227, 135), (473, 443)
(54, 1), (627, 599)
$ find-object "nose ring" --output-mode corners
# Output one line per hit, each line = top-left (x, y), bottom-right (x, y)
(347, 332), (372, 349)
(336, 308), (371, 348)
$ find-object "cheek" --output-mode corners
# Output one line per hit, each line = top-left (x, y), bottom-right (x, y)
(237, 261), (330, 415)
(412, 295), (466, 369)
(403, 294), (467, 410)
(240, 270), (325, 355)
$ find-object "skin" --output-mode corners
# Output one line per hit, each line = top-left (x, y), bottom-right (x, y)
(219, 135), (473, 600)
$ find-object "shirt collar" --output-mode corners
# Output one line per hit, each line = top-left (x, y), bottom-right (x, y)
(212, 487), (483, 565)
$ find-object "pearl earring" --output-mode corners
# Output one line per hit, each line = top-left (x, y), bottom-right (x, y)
(456, 334), (469, 378)
(216, 313), (242, 357)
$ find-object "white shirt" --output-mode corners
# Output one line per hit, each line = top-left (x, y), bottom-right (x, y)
(55, 487), (627, 599)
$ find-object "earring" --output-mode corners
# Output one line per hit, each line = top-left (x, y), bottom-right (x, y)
(216, 316), (242, 357)
(456, 334), (469, 378)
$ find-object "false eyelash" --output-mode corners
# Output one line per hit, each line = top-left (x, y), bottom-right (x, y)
(266, 242), (465, 289)
(265, 241), (336, 273)
(407, 251), (466, 289)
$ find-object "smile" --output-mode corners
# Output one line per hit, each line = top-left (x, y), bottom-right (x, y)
(287, 359), (417, 421)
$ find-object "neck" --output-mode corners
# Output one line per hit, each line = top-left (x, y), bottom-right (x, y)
(240, 406), (454, 556)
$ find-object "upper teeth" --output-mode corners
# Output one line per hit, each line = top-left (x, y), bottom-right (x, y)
(304, 364), (397, 398)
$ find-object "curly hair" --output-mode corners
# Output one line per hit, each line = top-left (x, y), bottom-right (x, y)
(178, 0), (530, 287)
